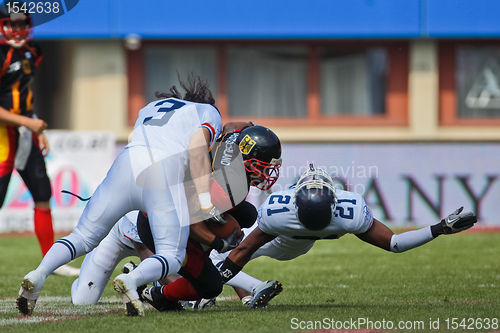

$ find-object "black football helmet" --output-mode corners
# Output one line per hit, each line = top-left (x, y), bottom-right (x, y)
(294, 164), (337, 230)
(236, 125), (281, 191)
(0, 1), (32, 48)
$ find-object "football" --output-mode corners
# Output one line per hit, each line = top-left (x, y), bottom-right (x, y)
(205, 213), (242, 239)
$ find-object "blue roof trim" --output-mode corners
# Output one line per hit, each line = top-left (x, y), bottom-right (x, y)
(28, 0), (500, 39)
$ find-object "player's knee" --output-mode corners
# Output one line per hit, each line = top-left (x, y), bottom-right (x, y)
(32, 177), (52, 202)
(72, 293), (99, 305)
(71, 283), (100, 305)
(199, 278), (223, 299)
(197, 265), (224, 299)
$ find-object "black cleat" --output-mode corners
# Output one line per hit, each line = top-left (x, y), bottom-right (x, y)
(142, 286), (184, 312)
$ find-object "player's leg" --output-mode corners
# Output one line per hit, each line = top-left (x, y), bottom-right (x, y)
(17, 149), (140, 315)
(0, 173), (13, 207)
(210, 249), (264, 293)
(17, 136), (79, 276)
(71, 222), (137, 305)
(17, 133), (54, 258)
(142, 240), (223, 311)
(244, 239), (315, 308)
(113, 159), (190, 315)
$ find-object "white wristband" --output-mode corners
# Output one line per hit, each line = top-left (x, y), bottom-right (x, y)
(198, 192), (212, 210)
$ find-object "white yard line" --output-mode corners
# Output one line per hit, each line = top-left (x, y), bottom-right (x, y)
(0, 295), (240, 327)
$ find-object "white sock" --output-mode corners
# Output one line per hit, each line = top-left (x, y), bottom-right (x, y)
(226, 271), (262, 293)
(37, 236), (85, 275)
(128, 255), (180, 286)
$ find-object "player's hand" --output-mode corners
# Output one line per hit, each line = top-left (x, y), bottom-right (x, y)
(439, 207), (477, 234)
(218, 228), (244, 253)
(38, 132), (50, 157)
(202, 205), (226, 225)
(26, 118), (47, 135)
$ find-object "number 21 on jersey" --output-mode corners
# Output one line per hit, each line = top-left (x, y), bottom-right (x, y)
(266, 194), (291, 216)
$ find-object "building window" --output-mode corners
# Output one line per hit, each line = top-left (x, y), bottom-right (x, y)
(144, 46), (217, 103)
(128, 41), (408, 126)
(456, 46), (500, 118)
(320, 48), (387, 115)
(439, 41), (500, 125)
(227, 46), (308, 118)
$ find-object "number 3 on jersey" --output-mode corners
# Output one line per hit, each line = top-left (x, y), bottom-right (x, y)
(143, 99), (186, 126)
(266, 194), (291, 216)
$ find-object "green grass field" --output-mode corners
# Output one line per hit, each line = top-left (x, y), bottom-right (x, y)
(0, 232), (499, 332)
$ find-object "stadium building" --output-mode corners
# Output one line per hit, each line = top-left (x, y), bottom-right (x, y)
(3, 0), (499, 230)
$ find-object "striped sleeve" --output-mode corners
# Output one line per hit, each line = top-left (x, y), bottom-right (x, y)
(202, 122), (216, 145)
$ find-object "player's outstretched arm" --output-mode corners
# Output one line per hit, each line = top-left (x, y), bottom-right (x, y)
(219, 226), (276, 282)
(357, 207), (477, 253)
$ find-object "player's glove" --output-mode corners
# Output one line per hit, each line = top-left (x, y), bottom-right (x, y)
(431, 207), (477, 237)
(212, 228), (243, 253)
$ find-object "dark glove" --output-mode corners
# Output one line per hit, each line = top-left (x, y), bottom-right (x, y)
(221, 228), (244, 252)
(211, 228), (244, 253)
(431, 207), (477, 237)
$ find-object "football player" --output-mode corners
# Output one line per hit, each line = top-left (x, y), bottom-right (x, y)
(0, 2), (78, 276)
(70, 210), (237, 309)
(215, 164), (478, 308)
(135, 124), (283, 311)
(17, 74), (223, 316)
(69, 122), (282, 314)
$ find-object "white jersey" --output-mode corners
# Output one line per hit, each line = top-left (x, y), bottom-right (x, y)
(258, 188), (373, 240)
(126, 98), (222, 171)
(117, 211), (141, 244)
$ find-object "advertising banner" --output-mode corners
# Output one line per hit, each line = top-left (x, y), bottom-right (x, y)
(2, 140), (498, 231)
(0, 131), (115, 232)
(274, 143), (500, 227)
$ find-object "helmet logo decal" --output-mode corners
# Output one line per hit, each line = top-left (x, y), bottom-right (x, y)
(238, 134), (256, 155)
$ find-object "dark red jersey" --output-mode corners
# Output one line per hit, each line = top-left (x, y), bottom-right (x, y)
(0, 42), (42, 115)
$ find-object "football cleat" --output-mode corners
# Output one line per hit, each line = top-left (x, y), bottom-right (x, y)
(112, 273), (144, 316)
(142, 287), (184, 312)
(183, 298), (216, 309)
(120, 261), (146, 301)
(248, 280), (282, 309)
(16, 270), (46, 315)
(241, 295), (252, 306)
(52, 264), (80, 277)
(121, 261), (137, 274)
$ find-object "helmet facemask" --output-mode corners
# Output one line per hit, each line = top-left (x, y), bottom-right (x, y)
(0, 13), (32, 48)
(244, 157), (281, 191)
(295, 165), (336, 201)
